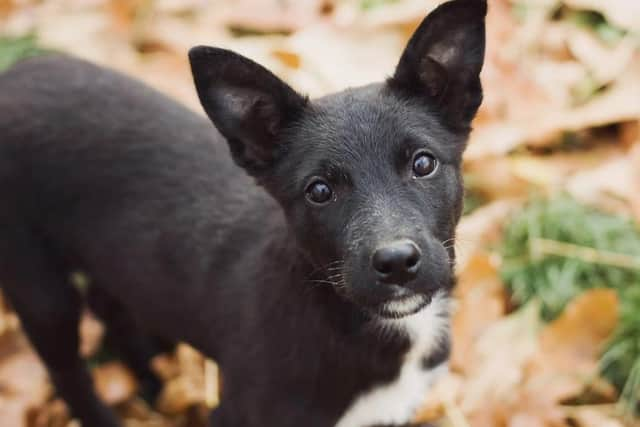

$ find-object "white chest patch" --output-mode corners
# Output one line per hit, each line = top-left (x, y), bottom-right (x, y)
(334, 292), (450, 427)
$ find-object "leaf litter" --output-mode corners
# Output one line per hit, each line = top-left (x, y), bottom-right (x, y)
(1, 0), (640, 426)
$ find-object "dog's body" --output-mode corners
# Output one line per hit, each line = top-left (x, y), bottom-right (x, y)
(0, 1), (485, 426)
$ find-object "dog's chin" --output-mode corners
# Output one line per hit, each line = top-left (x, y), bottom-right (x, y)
(373, 293), (432, 319)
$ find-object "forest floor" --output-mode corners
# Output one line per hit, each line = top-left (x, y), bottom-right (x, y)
(1, 0), (640, 426)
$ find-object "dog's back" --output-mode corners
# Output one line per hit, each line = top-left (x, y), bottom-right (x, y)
(1, 54), (235, 232)
(0, 54), (272, 343)
(0, 56), (290, 426)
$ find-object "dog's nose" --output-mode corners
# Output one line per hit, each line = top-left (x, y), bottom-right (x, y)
(372, 240), (421, 284)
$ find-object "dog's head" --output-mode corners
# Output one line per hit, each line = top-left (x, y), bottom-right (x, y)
(190, 0), (486, 318)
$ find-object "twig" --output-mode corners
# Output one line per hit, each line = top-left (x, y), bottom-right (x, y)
(530, 238), (640, 271)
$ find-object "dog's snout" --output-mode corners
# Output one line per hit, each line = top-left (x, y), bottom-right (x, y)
(372, 240), (421, 285)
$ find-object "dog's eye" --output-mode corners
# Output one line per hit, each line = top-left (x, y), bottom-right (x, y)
(305, 179), (333, 205)
(412, 151), (438, 178)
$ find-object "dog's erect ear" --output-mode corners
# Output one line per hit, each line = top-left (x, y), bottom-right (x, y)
(389, 0), (487, 130)
(189, 46), (307, 175)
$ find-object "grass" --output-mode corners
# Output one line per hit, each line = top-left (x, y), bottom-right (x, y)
(513, 3), (628, 45)
(360, 0), (399, 11)
(602, 284), (640, 403)
(0, 34), (47, 72)
(567, 9), (627, 45)
(499, 195), (640, 407)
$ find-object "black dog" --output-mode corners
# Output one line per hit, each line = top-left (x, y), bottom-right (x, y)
(0, 0), (485, 425)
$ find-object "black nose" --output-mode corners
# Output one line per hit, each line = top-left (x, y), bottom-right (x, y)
(372, 240), (421, 284)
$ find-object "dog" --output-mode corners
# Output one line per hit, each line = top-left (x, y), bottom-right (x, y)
(0, 0), (486, 425)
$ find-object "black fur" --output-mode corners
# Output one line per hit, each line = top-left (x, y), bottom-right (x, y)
(422, 339), (451, 370)
(0, 1), (486, 426)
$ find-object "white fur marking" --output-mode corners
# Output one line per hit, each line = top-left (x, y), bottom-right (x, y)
(335, 292), (450, 427)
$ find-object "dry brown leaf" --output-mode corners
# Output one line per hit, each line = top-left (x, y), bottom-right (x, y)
(460, 303), (541, 415)
(620, 121), (640, 148)
(415, 373), (464, 423)
(565, 406), (625, 427)
(155, 0), (205, 14)
(156, 376), (204, 415)
(332, 0), (440, 29)
(540, 289), (618, 367)
(106, 0), (146, 33)
(135, 13), (228, 57)
(156, 344), (209, 415)
(79, 311), (104, 358)
(0, 337), (50, 427)
(124, 52), (200, 112)
(455, 199), (522, 270)
(465, 156), (533, 200)
(0, 0), (13, 21)
(35, 3), (136, 67)
(426, 290), (618, 427)
(0, 294), (19, 337)
(118, 397), (175, 427)
(26, 399), (71, 427)
(466, 57), (640, 159)
(523, 290), (618, 409)
(271, 49), (301, 69)
(477, 0), (541, 124)
(506, 142), (625, 191)
(567, 30), (636, 85)
(566, 154), (639, 215)
(151, 353), (181, 383)
(451, 254), (507, 372)
(531, 58), (588, 108)
(222, 0), (325, 33)
(509, 413), (550, 427)
(282, 23), (404, 96)
(94, 362), (138, 406)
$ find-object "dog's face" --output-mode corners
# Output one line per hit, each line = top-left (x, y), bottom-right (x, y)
(269, 88), (467, 317)
(190, 0), (486, 317)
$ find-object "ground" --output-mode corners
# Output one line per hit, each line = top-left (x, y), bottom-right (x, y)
(0, 0), (639, 426)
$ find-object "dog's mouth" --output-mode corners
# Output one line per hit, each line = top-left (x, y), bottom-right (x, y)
(374, 292), (432, 319)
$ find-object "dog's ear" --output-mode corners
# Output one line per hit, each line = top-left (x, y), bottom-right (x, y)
(189, 46), (307, 176)
(389, 0), (487, 130)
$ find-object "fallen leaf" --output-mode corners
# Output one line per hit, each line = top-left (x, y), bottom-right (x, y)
(222, 0), (324, 33)
(79, 311), (104, 358)
(461, 303), (541, 414)
(451, 254), (507, 372)
(540, 289), (618, 369)
(156, 376), (204, 415)
(94, 362), (138, 406)
(522, 290), (618, 410)
(271, 49), (300, 69)
(156, 344), (208, 415)
(0, 337), (50, 427)
(466, 57), (640, 159)
(26, 399), (71, 427)
(565, 406), (625, 427)
(567, 30), (636, 85)
(332, 0), (441, 29)
(456, 199), (522, 270)
(566, 155), (639, 215)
